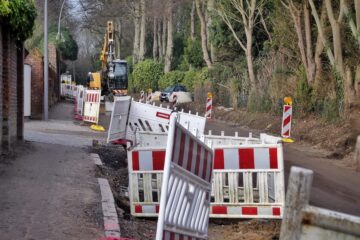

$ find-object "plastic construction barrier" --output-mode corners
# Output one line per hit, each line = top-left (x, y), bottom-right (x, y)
(75, 85), (85, 116)
(107, 96), (132, 143)
(107, 99), (207, 144)
(128, 131), (285, 219)
(83, 90), (101, 124)
(156, 114), (213, 240)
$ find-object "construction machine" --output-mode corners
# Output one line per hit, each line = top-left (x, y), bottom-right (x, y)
(88, 21), (128, 97)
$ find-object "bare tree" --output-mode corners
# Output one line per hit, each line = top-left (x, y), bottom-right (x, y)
(164, 0), (174, 72)
(190, 0), (196, 41)
(217, 0), (264, 90)
(138, 0), (146, 61)
(196, 0), (213, 68)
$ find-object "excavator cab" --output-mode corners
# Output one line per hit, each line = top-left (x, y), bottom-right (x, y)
(108, 60), (128, 95)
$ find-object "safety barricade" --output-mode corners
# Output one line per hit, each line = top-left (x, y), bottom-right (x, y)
(128, 130), (285, 219)
(107, 99), (207, 143)
(156, 114), (213, 240)
(75, 85), (85, 117)
(83, 89), (101, 124)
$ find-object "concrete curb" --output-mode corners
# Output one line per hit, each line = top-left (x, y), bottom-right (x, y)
(97, 178), (121, 238)
(92, 153), (103, 166)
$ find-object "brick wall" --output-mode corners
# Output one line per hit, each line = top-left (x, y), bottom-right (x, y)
(24, 44), (60, 118)
(24, 49), (43, 118)
(1, 25), (20, 151)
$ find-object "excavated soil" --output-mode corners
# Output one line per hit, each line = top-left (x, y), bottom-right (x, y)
(93, 144), (280, 240)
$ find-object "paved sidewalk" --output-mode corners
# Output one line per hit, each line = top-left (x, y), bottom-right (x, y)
(0, 142), (104, 239)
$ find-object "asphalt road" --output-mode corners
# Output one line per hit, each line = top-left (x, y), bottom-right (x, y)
(206, 120), (360, 216)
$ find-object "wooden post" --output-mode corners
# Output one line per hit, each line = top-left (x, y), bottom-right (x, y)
(280, 167), (314, 240)
(355, 136), (360, 172)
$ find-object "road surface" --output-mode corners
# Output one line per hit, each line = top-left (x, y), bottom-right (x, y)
(206, 120), (360, 216)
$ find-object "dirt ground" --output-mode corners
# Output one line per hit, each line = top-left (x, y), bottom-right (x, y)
(93, 144), (281, 240)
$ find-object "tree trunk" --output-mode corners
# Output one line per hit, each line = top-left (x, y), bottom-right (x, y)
(153, 17), (158, 60)
(138, 0), (146, 62)
(314, 3), (326, 86)
(164, 0), (173, 73)
(356, 0), (360, 33)
(195, 0), (212, 68)
(325, 0), (344, 76)
(207, 0), (216, 62)
(191, 0), (195, 41)
(162, 17), (167, 60)
(115, 18), (121, 59)
(304, 2), (315, 84)
(246, 31), (256, 89)
(133, 1), (140, 64)
(157, 19), (163, 61)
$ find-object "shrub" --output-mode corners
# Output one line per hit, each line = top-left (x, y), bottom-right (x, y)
(183, 70), (197, 91)
(158, 71), (185, 90)
(132, 59), (164, 92)
(184, 38), (203, 69)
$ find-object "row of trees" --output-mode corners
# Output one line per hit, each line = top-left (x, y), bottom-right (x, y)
(76, 0), (359, 118)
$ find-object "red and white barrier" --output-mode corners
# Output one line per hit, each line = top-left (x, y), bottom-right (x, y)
(83, 90), (101, 124)
(205, 92), (212, 119)
(171, 94), (178, 108)
(156, 114), (213, 240)
(281, 105), (292, 138)
(128, 130), (285, 219)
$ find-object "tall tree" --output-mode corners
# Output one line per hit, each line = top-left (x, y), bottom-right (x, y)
(164, 0), (174, 72)
(195, 0), (213, 68)
(138, 0), (146, 61)
(217, 0), (264, 90)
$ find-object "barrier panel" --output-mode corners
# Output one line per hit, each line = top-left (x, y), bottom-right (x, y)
(83, 90), (101, 124)
(156, 114), (213, 240)
(107, 99), (207, 143)
(280, 167), (360, 239)
(128, 130), (285, 219)
(107, 96), (132, 143)
(75, 85), (85, 116)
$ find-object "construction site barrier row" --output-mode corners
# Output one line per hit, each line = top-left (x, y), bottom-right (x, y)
(128, 131), (285, 219)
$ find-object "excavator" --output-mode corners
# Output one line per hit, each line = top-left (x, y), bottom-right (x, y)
(89, 21), (128, 97)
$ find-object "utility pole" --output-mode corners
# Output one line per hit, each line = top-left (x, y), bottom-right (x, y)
(44, 0), (49, 120)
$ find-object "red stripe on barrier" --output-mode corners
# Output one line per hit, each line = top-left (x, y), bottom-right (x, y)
(206, 105), (212, 111)
(239, 148), (255, 169)
(273, 207), (281, 216)
(214, 149), (224, 169)
(186, 138), (194, 171)
(242, 207), (258, 215)
(135, 205), (142, 213)
(177, 132), (186, 166)
(152, 151), (166, 170)
(212, 206), (227, 214)
(132, 151), (140, 171)
(156, 112), (170, 120)
(194, 144), (201, 175)
(269, 148), (278, 169)
(283, 130), (290, 137)
(155, 205), (160, 213)
(284, 105), (291, 112)
(170, 232), (175, 240)
(283, 115), (291, 126)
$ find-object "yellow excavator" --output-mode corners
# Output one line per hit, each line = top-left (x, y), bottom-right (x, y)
(89, 21), (128, 96)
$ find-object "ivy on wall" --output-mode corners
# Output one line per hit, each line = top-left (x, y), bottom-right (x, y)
(0, 0), (37, 42)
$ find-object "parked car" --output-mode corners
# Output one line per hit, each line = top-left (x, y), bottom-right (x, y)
(160, 84), (188, 102)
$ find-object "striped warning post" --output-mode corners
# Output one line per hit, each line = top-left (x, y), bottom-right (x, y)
(171, 94), (178, 108)
(205, 92), (212, 119)
(156, 114), (213, 240)
(281, 105), (292, 138)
